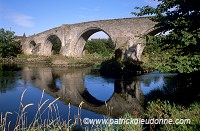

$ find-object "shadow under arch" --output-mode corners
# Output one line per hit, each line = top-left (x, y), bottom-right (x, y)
(29, 40), (36, 48)
(75, 27), (114, 57)
(45, 34), (62, 55)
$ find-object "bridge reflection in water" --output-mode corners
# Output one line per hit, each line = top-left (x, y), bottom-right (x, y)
(22, 66), (144, 117)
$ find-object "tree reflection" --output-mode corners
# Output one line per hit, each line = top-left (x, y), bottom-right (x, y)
(0, 64), (22, 93)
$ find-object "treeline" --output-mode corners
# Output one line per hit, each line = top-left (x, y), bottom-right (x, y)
(84, 38), (115, 56)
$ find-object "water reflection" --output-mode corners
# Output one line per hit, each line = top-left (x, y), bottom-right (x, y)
(0, 65), (22, 93)
(22, 66), (144, 117)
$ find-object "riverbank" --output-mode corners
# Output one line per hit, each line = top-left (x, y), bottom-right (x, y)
(0, 54), (111, 68)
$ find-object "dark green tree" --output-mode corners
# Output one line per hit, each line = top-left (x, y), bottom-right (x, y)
(133, 0), (200, 73)
(0, 28), (22, 58)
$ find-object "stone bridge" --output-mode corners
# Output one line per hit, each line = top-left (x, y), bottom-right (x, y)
(21, 17), (157, 60)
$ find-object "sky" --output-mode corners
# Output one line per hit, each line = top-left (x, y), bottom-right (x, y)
(0, 0), (158, 37)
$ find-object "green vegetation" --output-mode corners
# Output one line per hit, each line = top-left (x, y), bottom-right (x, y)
(99, 58), (143, 78)
(84, 38), (115, 57)
(0, 28), (22, 58)
(129, 1), (200, 130)
(141, 35), (200, 73)
(133, 0), (200, 73)
(144, 100), (200, 131)
(47, 35), (62, 54)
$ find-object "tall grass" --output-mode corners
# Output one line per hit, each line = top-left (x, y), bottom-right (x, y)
(0, 89), (70, 131)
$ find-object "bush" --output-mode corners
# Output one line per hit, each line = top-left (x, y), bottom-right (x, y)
(99, 58), (143, 78)
(145, 100), (200, 130)
(99, 58), (123, 77)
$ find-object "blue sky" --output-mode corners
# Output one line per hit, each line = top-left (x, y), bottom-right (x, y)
(0, 0), (158, 37)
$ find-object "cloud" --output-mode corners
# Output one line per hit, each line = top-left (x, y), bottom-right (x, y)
(8, 13), (35, 28)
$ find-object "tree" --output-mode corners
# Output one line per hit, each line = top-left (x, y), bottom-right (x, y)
(133, 0), (200, 73)
(0, 28), (22, 58)
(84, 38), (115, 56)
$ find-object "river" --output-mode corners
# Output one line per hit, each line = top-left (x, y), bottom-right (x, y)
(0, 64), (176, 129)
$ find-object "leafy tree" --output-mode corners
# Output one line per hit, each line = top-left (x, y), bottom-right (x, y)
(133, 0), (200, 73)
(0, 28), (22, 58)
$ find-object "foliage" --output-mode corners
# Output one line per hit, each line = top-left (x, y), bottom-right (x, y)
(84, 38), (115, 56)
(145, 100), (200, 130)
(0, 28), (22, 58)
(123, 59), (143, 77)
(133, 0), (200, 73)
(99, 57), (143, 78)
(142, 35), (200, 73)
(99, 58), (123, 77)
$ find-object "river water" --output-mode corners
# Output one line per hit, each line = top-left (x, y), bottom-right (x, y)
(0, 64), (176, 128)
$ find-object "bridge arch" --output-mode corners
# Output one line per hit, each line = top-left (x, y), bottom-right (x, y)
(74, 27), (114, 57)
(29, 40), (36, 48)
(28, 40), (40, 54)
(44, 34), (62, 55)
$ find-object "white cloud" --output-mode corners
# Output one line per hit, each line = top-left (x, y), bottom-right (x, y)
(8, 13), (34, 28)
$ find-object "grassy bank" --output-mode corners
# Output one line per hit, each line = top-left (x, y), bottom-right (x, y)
(0, 53), (112, 68)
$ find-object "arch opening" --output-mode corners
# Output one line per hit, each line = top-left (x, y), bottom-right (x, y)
(76, 28), (115, 57)
(29, 41), (36, 48)
(46, 35), (62, 55)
